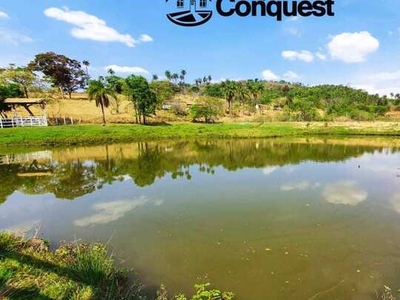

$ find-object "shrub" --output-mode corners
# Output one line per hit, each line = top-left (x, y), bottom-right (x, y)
(189, 97), (223, 123)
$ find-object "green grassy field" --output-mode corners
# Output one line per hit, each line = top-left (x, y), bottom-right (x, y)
(0, 122), (400, 147)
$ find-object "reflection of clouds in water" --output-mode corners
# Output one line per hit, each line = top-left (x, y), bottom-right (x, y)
(4, 219), (41, 234)
(283, 166), (297, 174)
(323, 181), (368, 206)
(122, 175), (132, 182)
(281, 181), (320, 191)
(154, 199), (164, 206)
(74, 197), (148, 227)
(262, 166), (278, 175)
(391, 194), (400, 213)
(365, 165), (398, 175)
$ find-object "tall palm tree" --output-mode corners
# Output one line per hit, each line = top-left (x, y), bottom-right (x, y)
(172, 73), (179, 84)
(152, 74), (159, 81)
(82, 60), (91, 86)
(236, 81), (249, 114)
(87, 78), (115, 126)
(221, 80), (237, 115)
(108, 68), (115, 75)
(165, 70), (172, 82)
(82, 60), (90, 76)
(180, 70), (187, 84)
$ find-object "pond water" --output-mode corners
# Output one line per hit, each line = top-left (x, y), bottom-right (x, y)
(1, 138), (400, 299)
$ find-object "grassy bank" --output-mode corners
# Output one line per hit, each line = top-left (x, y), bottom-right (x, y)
(0, 233), (235, 300)
(0, 232), (141, 299)
(1, 122), (400, 147)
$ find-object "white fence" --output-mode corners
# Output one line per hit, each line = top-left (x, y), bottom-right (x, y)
(0, 151), (52, 165)
(0, 116), (48, 128)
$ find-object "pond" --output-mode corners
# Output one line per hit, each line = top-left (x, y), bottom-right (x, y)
(1, 138), (400, 299)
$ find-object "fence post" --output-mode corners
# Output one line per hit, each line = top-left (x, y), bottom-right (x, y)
(0, 118), (2, 129)
(11, 118), (14, 128)
(70, 117), (74, 125)
(30, 117), (33, 127)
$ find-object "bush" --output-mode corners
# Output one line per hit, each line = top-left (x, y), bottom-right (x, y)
(189, 97), (223, 123)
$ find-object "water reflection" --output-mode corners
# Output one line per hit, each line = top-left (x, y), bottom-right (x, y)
(323, 181), (368, 206)
(1, 139), (398, 204)
(73, 198), (149, 227)
(1, 138), (400, 299)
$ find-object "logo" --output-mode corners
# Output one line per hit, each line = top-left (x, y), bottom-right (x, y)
(166, 0), (335, 27)
(166, 0), (213, 27)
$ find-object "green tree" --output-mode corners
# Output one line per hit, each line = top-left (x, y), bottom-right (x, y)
(221, 80), (237, 115)
(150, 80), (176, 107)
(0, 65), (36, 98)
(0, 83), (23, 116)
(189, 97), (223, 123)
(124, 75), (157, 125)
(247, 79), (265, 106)
(165, 70), (172, 82)
(87, 78), (116, 125)
(28, 52), (87, 98)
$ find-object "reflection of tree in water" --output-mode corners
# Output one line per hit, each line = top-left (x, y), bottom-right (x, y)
(0, 140), (398, 202)
(0, 164), (25, 204)
(21, 161), (97, 200)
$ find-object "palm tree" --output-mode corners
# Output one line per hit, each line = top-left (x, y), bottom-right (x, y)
(165, 70), (172, 82)
(108, 68), (115, 75)
(180, 70), (187, 84)
(221, 80), (237, 115)
(152, 74), (159, 81)
(172, 73), (179, 84)
(82, 60), (90, 76)
(236, 81), (249, 114)
(87, 78), (115, 126)
(247, 80), (265, 106)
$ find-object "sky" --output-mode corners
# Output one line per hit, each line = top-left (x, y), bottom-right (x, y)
(0, 0), (400, 95)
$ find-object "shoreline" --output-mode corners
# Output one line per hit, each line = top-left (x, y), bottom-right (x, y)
(0, 122), (400, 147)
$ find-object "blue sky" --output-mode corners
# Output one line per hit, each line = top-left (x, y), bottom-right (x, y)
(0, 0), (399, 95)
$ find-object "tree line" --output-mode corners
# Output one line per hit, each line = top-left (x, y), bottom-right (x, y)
(1, 51), (399, 123)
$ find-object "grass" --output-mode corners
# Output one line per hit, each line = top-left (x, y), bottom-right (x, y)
(0, 232), (143, 300)
(0, 233), (235, 300)
(0, 122), (400, 147)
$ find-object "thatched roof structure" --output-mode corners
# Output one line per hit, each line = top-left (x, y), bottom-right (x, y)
(3, 98), (46, 105)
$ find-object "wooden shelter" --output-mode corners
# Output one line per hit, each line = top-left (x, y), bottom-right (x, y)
(0, 98), (48, 128)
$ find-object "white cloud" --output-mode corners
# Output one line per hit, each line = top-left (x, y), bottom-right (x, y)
(281, 181), (320, 191)
(262, 166), (279, 175)
(353, 70), (400, 96)
(322, 181), (368, 206)
(0, 11), (9, 19)
(368, 71), (400, 82)
(327, 31), (379, 63)
(315, 52), (327, 61)
(44, 7), (152, 47)
(283, 71), (300, 81)
(282, 50), (314, 63)
(0, 29), (33, 44)
(281, 181), (310, 191)
(262, 70), (279, 81)
(139, 34), (153, 42)
(105, 65), (149, 74)
(74, 198), (148, 227)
